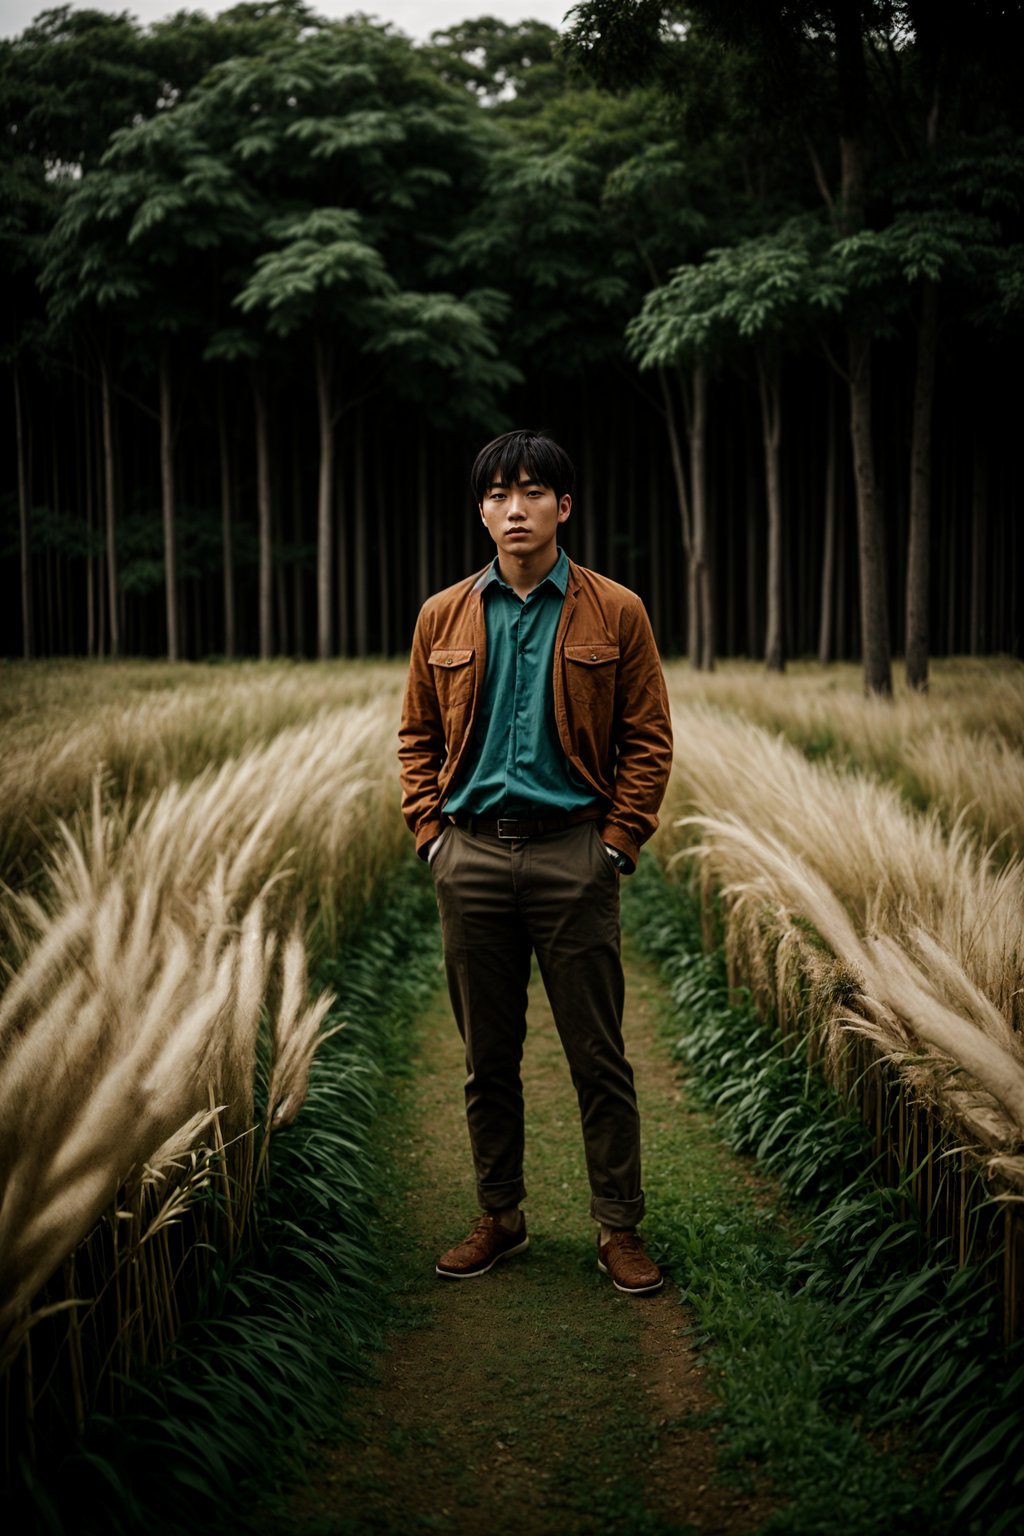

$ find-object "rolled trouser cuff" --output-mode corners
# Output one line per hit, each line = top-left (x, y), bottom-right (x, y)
(590, 1190), (646, 1228)
(478, 1176), (527, 1213)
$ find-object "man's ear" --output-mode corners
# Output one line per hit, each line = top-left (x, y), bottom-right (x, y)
(557, 494), (572, 523)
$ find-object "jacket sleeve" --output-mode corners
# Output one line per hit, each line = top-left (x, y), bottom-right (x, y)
(398, 604), (448, 859)
(600, 597), (673, 870)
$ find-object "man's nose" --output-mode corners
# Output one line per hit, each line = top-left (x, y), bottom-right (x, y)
(508, 493), (527, 518)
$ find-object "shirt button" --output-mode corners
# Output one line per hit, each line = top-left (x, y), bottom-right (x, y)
(445, 657), (453, 666)
(590, 652), (598, 661)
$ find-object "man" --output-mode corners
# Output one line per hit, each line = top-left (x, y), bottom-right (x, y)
(398, 429), (673, 1295)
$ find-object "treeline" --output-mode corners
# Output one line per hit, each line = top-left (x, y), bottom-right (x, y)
(2, 1), (1022, 685)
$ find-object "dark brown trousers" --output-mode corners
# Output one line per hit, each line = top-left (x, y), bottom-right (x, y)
(431, 820), (644, 1228)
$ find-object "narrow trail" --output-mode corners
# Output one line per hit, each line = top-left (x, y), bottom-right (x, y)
(281, 940), (777, 1535)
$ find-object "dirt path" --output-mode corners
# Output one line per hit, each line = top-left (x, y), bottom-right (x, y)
(281, 941), (776, 1535)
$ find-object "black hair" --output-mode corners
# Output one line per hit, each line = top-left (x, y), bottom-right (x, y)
(470, 430), (575, 506)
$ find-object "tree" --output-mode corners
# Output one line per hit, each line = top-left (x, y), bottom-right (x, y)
(834, 207), (1003, 689)
(214, 20), (515, 658)
(99, 100), (271, 659)
(236, 208), (395, 660)
(628, 220), (841, 670)
(39, 166), (155, 658)
(428, 15), (564, 111)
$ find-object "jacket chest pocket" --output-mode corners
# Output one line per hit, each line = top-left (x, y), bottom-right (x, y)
(429, 647), (475, 711)
(564, 643), (620, 710)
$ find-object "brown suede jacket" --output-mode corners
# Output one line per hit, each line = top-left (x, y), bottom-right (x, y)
(398, 557), (673, 869)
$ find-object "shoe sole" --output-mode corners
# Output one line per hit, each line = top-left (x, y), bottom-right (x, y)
(435, 1234), (529, 1279)
(597, 1257), (664, 1294)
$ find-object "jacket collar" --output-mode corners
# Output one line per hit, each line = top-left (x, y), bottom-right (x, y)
(471, 548), (571, 598)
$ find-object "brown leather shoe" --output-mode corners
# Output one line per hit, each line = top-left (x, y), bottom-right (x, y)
(597, 1229), (663, 1294)
(436, 1213), (529, 1279)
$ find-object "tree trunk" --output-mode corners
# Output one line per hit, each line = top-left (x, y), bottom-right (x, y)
(159, 345), (178, 662)
(745, 412), (759, 657)
(354, 410), (368, 658)
(417, 420), (429, 606)
(583, 426), (597, 569)
(691, 362), (714, 670)
(834, 7), (888, 691)
(253, 369), (272, 659)
(649, 454), (662, 641)
(336, 444), (348, 655)
(607, 439), (617, 586)
(970, 435), (987, 655)
(13, 360), (33, 660)
(627, 413), (639, 598)
(376, 431), (389, 654)
(100, 350), (119, 658)
(52, 420), (65, 655)
(657, 365), (694, 662)
(315, 335), (333, 660)
(84, 369), (96, 658)
(818, 374), (837, 666)
(848, 325), (892, 695)
(758, 355), (784, 672)
(273, 455), (287, 654)
(218, 378), (236, 658)
(905, 278), (938, 690)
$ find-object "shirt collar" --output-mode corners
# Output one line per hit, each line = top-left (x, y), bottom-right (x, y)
(482, 546), (568, 597)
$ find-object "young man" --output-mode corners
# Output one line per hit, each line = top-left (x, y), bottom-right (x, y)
(398, 430), (673, 1294)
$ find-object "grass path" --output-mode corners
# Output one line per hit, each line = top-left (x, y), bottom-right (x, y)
(276, 938), (777, 1535)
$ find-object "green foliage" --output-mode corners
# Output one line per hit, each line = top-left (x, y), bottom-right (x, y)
(628, 216), (841, 371)
(832, 208), (1005, 340)
(0, 7), (163, 171)
(428, 15), (564, 110)
(6, 0), (1024, 663)
(235, 207), (395, 335)
(561, 0), (683, 96)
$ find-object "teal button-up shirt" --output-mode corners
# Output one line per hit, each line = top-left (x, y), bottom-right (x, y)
(444, 549), (597, 817)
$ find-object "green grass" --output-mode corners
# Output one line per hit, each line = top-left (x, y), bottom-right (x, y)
(301, 968), (704, 1536)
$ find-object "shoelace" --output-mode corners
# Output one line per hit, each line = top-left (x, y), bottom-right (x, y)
(467, 1214), (516, 1247)
(607, 1232), (645, 1257)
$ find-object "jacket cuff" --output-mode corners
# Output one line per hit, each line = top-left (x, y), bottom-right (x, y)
(415, 819), (445, 861)
(599, 825), (638, 874)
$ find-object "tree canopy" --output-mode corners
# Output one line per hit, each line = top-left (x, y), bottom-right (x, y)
(3, 3), (1022, 673)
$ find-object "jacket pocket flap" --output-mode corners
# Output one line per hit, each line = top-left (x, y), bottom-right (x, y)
(428, 647), (474, 669)
(565, 644), (620, 666)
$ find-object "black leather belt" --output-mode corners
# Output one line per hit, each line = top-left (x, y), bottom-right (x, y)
(449, 811), (596, 840)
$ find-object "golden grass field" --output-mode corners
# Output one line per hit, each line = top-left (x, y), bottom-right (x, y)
(0, 661), (408, 1385)
(1, 654), (1022, 1418)
(657, 657), (1024, 1189)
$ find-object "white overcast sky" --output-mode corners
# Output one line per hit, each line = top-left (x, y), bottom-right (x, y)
(1, 0), (575, 42)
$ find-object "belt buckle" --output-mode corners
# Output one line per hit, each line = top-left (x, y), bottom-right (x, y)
(496, 818), (522, 840)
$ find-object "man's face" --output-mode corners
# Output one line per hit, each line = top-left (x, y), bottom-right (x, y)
(479, 469), (571, 562)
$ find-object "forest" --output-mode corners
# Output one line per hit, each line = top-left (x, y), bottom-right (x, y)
(2, 1), (1022, 690)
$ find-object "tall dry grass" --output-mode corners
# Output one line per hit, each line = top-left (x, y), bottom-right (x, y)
(0, 684), (405, 1410)
(657, 700), (1024, 1183)
(0, 659), (406, 886)
(662, 658), (1024, 858)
